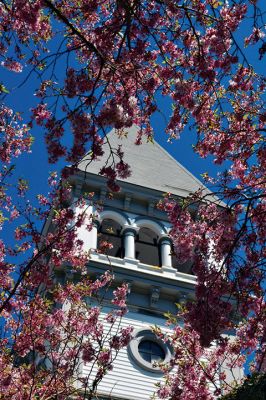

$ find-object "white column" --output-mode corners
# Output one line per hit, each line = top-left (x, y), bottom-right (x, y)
(75, 204), (99, 252)
(78, 219), (99, 252)
(123, 228), (136, 259)
(160, 237), (172, 268)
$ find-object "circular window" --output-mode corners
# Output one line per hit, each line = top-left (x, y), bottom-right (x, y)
(139, 340), (165, 363)
(128, 328), (172, 373)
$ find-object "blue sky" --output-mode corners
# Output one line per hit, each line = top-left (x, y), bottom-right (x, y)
(0, 1), (265, 377)
(1, 0), (265, 237)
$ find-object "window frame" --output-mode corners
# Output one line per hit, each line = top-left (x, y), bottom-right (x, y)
(127, 328), (172, 373)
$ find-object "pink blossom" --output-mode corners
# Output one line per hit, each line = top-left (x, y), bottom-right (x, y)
(32, 103), (52, 126)
(112, 283), (128, 308)
(1, 59), (23, 72)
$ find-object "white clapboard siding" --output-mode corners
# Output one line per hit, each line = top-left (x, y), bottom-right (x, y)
(81, 309), (168, 400)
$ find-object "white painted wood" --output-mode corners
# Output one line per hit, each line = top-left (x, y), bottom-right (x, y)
(75, 204), (98, 251)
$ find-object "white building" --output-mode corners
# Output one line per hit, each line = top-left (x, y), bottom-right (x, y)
(62, 125), (242, 399)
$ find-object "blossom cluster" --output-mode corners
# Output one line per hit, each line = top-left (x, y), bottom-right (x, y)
(1, 0), (266, 398)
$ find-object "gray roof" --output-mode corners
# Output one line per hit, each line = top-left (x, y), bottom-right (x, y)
(78, 125), (215, 199)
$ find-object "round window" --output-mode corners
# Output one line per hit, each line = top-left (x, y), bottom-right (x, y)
(139, 340), (165, 363)
(128, 328), (172, 373)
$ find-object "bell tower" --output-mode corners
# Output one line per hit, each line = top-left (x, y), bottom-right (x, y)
(66, 125), (242, 399)
(65, 125), (201, 399)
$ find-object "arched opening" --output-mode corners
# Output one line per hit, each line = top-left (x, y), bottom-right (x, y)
(172, 249), (194, 274)
(135, 227), (160, 266)
(98, 218), (123, 258)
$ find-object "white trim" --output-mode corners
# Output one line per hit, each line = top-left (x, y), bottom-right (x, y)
(135, 218), (166, 237)
(99, 210), (128, 227)
(128, 328), (172, 373)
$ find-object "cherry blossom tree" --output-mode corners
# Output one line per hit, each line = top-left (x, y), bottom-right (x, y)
(0, 106), (132, 398)
(0, 0), (266, 399)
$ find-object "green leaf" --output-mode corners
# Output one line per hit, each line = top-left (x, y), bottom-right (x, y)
(0, 84), (9, 94)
